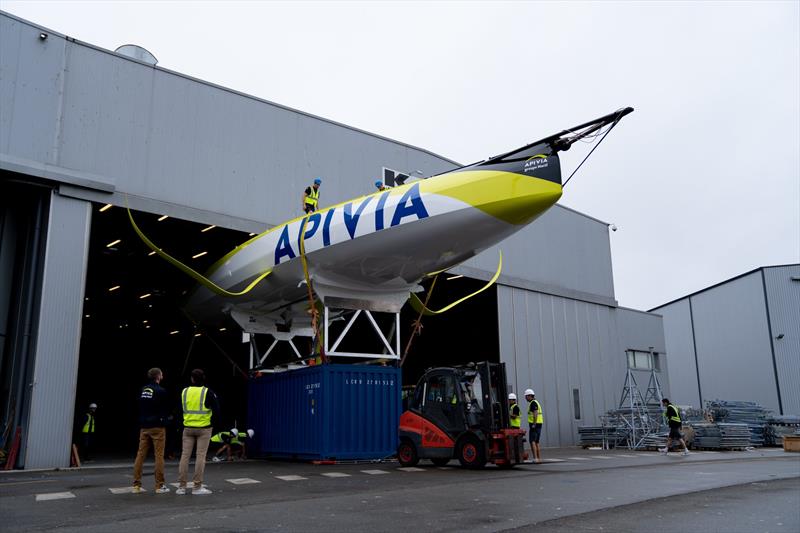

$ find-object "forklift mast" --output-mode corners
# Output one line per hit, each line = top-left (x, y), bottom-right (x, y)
(478, 361), (511, 431)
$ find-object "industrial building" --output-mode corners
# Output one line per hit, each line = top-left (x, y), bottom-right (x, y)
(651, 265), (800, 416)
(0, 11), (666, 469)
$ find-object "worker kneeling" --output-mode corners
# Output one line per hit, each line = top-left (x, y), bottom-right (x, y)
(210, 428), (254, 462)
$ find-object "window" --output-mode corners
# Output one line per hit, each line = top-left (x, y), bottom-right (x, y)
(626, 349), (659, 371)
(573, 388), (581, 420)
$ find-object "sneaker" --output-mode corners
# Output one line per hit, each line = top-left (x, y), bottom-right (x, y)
(175, 487), (187, 495)
(659, 447), (668, 455)
(212, 456), (221, 463)
(155, 485), (170, 494)
(682, 449), (690, 456)
(193, 486), (212, 495)
(132, 486), (145, 494)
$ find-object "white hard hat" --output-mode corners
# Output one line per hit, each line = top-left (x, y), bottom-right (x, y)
(524, 389), (535, 397)
(508, 393), (517, 400)
(89, 403), (97, 409)
(247, 429), (255, 438)
(230, 428), (239, 437)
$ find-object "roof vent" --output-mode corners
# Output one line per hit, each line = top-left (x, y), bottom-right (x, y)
(114, 44), (158, 66)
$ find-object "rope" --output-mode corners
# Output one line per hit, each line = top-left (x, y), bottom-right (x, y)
(562, 116), (623, 188)
(127, 206), (271, 297)
(298, 214), (325, 363)
(400, 273), (439, 368)
(409, 251), (503, 316)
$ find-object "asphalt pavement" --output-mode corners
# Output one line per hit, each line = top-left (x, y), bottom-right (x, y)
(1, 447), (797, 532)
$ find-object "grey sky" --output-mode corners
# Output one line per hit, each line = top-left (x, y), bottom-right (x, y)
(4, 0), (798, 311)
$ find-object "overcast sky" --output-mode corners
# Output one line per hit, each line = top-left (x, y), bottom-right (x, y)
(4, 1), (799, 310)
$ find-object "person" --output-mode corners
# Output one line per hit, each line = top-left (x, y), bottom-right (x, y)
(659, 398), (689, 456)
(81, 402), (97, 461)
(375, 180), (391, 192)
(177, 368), (219, 495)
(508, 393), (521, 429)
(302, 177), (322, 213)
(525, 389), (543, 464)
(211, 429), (255, 462)
(133, 368), (171, 494)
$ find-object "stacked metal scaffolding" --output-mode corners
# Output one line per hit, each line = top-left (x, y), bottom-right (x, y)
(706, 399), (772, 447)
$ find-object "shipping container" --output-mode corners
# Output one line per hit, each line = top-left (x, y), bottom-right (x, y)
(248, 364), (401, 460)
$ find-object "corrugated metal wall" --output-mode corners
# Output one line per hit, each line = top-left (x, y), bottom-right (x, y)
(763, 265), (800, 415)
(24, 191), (91, 468)
(498, 286), (665, 447)
(653, 300), (701, 407)
(0, 13), (456, 232)
(655, 266), (800, 416)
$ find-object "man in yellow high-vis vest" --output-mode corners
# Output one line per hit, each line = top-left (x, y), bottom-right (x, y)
(303, 178), (322, 213)
(177, 369), (219, 495)
(508, 393), (521, 429)
(81, 402), (97, 461)
(525, 389), (543, 464)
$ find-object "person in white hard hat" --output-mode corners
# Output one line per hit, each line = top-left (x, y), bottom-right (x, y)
(211, 428), (255, 462)
(80, 402), (98, 461)
(525, 389), (543, 463)
(508, 393), (521, 429)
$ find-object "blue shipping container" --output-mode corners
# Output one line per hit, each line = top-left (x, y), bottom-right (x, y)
(248, 364), (401, 460)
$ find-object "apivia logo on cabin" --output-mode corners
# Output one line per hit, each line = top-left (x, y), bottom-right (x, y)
(274, 183), (430, 265)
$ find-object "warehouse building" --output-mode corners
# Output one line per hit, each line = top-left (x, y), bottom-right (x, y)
(651, 265), (800, 416)
(0, 12), (666, 469)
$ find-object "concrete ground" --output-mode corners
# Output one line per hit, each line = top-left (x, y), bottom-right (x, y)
(1, 447), (797, 532)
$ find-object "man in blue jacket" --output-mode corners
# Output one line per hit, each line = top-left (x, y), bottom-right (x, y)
(133, 368), (171, 493)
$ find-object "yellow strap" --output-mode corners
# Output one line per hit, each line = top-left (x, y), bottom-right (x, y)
(127, 207), (271, 297)
(409, 251), (502, 316)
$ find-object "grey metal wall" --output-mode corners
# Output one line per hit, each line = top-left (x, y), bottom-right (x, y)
(763, 265), (800, 414)
(654, 266), (800, 415)
(654, 300), (701, 407)
(498, 286), (665, 447)
(24, 191), (91, 469)
(459, 206), (616, 306)
(0, 12), (456, 233)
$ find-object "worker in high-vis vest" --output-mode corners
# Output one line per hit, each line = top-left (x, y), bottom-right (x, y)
(508, 393), (521, 429)
(81, 403), (97, 461)
(177, 369), (219, 495)
(211, 428), (255, 462)
(303, 177), (322, 213)
(375, 180), (391, 192)
(659, 398), (689, 456)
(524, 389), (543, 463)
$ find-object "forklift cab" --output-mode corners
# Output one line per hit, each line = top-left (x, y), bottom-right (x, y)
(400, 362), (524, 468)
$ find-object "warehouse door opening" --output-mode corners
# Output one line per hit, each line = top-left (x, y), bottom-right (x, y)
(399, 276), (500, 387)
(75, 204), (254, 459)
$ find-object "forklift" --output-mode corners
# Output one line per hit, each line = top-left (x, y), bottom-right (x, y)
(398, 361), (527, 468)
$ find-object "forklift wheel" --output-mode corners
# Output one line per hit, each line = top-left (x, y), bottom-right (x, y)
(431, 457), (450, 467)
(397, 441), (419, 467)
(457, 435), (486, 469)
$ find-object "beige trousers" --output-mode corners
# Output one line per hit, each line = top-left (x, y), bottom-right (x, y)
(178, 427), (212, 488)
(133, 427), (166, 488)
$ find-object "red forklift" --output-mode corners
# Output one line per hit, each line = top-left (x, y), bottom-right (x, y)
(398, 362), (526, 468)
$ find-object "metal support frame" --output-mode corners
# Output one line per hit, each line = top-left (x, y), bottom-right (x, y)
(324, 306), (401, 359)
(246, 332), (306, 369)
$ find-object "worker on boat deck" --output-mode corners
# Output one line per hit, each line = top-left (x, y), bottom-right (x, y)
(375, 180), (391, 192)
(303, 178), (322, 213)
(508, 393), (521, 429)
(525, 389), (543, 463)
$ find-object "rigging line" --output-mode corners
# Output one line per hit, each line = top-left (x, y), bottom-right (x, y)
(562, 117), (622, 188)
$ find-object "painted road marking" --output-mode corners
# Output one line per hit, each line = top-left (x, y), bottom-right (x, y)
(567, 457), (591, 461)
(592, 455), (614, 459)
(436, 466), (455, 470)
(321, 472), (351, 478)
(35, 492), (75, 501)
(361, 469), (390, 475)
(275, 475), (307, 481)
(540, 458), (565, 463)
(397, 467), (426, 472)
(615, 454), (638, 458)
(109, 486), (142, 494)
(226, 478), (261, 485)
